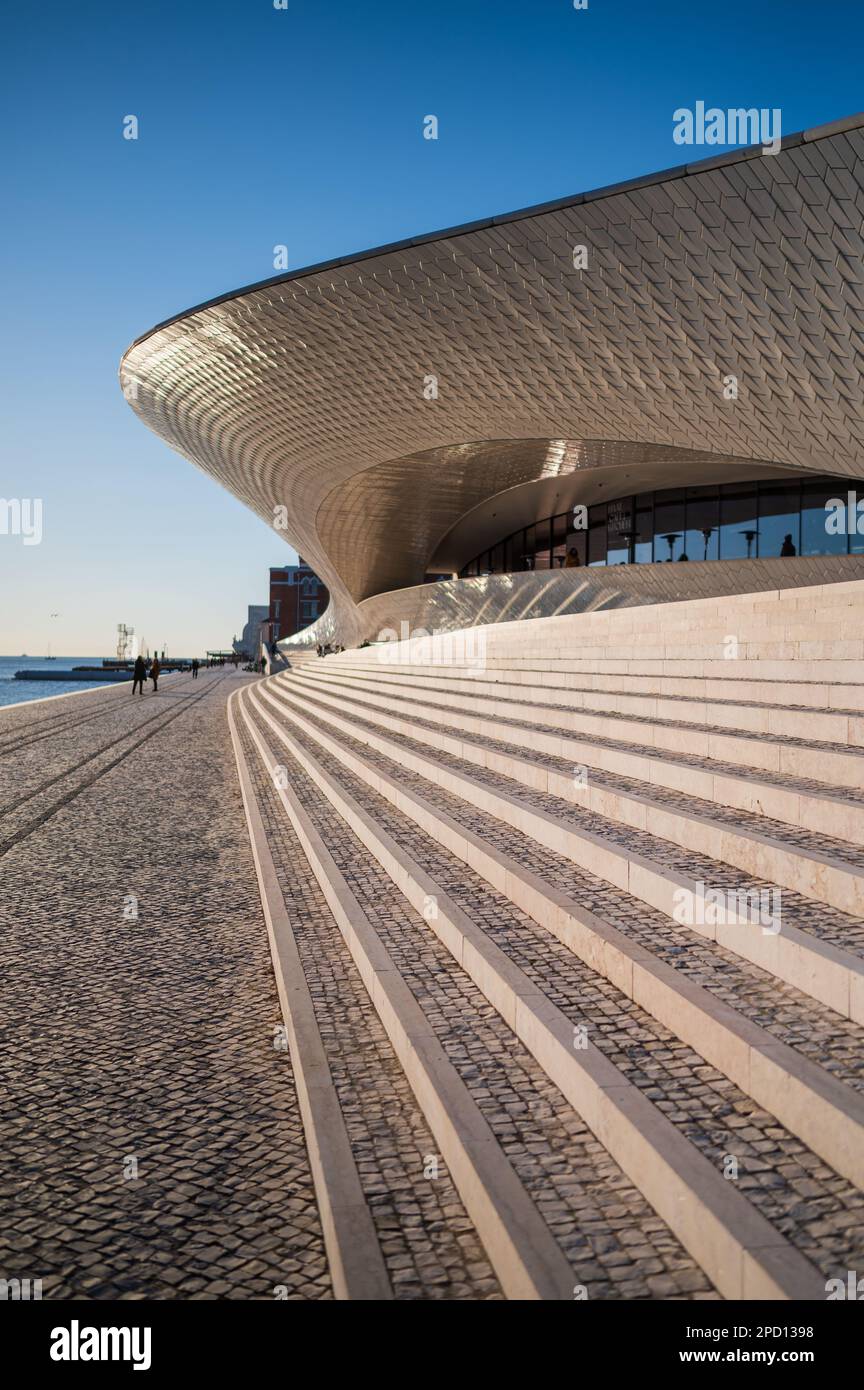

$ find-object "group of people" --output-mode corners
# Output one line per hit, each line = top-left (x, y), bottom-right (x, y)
(316, 643), (344, 657)
(132, 655), (160, 695)
(131, 655), (202, 694)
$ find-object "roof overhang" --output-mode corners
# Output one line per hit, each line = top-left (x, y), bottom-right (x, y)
(121, 113), (864, 631)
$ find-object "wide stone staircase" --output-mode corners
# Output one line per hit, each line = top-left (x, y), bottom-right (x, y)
(229, 580), (864, 1300)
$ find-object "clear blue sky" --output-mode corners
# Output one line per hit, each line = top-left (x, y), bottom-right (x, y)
(2, 0), (861, 654)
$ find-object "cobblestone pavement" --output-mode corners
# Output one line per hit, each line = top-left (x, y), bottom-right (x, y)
(243, 699), (715, 1300)
(257, 686), (864, 1282)
(0, 671), (331, 1300)
(237, 717), (501, 1300)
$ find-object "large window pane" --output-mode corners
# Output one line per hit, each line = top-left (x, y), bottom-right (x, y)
(564, 525), (587, 567)
(504, 531), (522, 573)
(759, 483), (800, 558)
(552, 513), (567, 567)
(459, 473), (864, 578)
(801, 483), (848, 556)
(588, 503), (607, 566)
(606, 543), (630, 565)
(522, 522), (536, 567)
(684, 486), (719, 561)
(533, 517), (552, 570)
(632, 500), (653, 563)
(653, 490), (685, 561)
(720, 485), (758, 559)
(606, 495), (633, 564)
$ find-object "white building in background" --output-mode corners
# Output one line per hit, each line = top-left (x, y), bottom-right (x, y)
(234, 605), (269, 658)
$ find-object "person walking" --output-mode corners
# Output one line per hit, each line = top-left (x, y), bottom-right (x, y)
(132, 654), (146, 696)
(192, 658), (199, 680)
(150, 655), (161, 693)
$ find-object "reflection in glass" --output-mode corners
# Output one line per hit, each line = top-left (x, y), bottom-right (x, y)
(534, 517), (552, 570)
(606, 494), (633, 564)
(504, 531), (522, 573)
(552, 514), (567, 567)
(720, 486), (758, 559)
(759, 484), (800, 558)
(565, 527), (587, 567)
(684, 487), (719, 561)
(522, 524), (535, 569)
(801, 485), (847, 557)
(458, 474), (856, 576)
(653, 491), (685, 560)
(588, 503), (607, 566)
(632, 502), (653, 563)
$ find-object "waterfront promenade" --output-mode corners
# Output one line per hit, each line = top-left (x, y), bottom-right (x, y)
(4, 586), (864, 1302)
(0, 670), (330, 1300)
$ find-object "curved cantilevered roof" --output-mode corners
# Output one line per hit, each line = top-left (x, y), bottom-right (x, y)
(121, 113), (864, 632)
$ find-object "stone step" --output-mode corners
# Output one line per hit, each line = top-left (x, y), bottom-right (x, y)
(477, 641), (864, 664)
(323, 656), (864, 713)
(235, 690), (725, 1300)
(230, 699), (512, 1300)
(258, 676), (864, 1184)
(338, 652), (864, 686)
(288, 668), (864, 914)
(245, 678), (864, 1298)
(301, 668), (864, 845)
(316, 663), (864, 747)
(487, 621), (864, 647)
(309, 664), (864, 792)
(266, 675), (864, 1023)
(227, 692), (393, 1301)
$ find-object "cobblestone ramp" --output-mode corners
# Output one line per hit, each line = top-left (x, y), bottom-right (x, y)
(0, 672), (330, 1300)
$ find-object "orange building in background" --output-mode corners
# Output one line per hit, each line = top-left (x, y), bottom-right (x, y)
(269, 559), (329, 642)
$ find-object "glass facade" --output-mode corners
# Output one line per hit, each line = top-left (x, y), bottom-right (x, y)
(460, 475), (860, 577)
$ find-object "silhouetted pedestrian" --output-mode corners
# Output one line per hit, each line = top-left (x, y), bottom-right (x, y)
(192, 658), (199, 680)
(780, 534), (797, 557)
(132, 655), (146, 696)
(150, 656), (161, 693)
